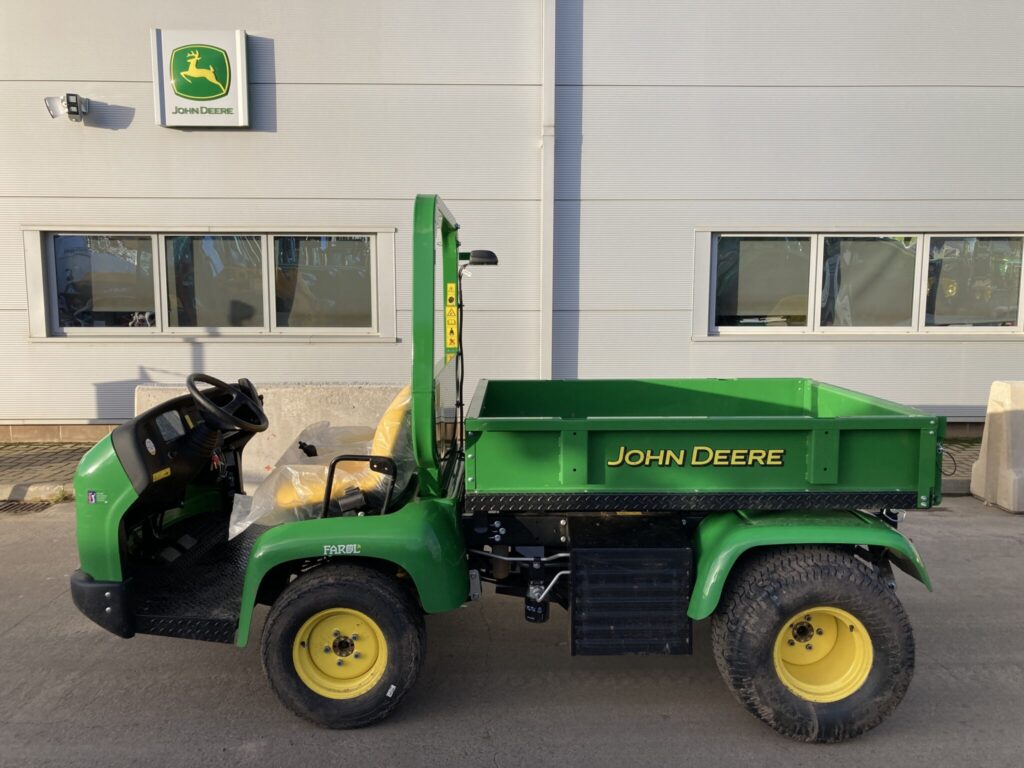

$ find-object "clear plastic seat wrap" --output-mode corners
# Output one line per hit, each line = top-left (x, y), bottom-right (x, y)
(230, 386), (413, 537)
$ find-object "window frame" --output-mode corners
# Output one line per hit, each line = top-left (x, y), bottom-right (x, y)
(24, 226), (396, 341)
(916, 233), (1024, 335)
(160, 233), (271, 336)
(702, 230), (1024, 338)
(812, 234), (924, 335)
(709, 233), (817, 335)
(268, 233), (379, 336)
(45, 232), (162, 337)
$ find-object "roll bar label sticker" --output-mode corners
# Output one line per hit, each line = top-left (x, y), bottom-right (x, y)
(607, 446), (785, 468)
(444, 282), (458, 351)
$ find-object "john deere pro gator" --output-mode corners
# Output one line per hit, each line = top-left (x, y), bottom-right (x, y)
(71, 195), (940, 742)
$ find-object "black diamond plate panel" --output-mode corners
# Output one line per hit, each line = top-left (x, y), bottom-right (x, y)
(132, 524), (267, 644)
(466, 492), (920, 514)
(134, 615), (237, 644)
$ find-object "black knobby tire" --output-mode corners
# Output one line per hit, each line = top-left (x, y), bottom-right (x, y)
(261, 564), (425, 728)
(710, 546), (915, 743)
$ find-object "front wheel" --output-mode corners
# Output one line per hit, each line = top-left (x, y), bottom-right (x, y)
(710, 546), (915, 743)
(261, 564), (425, 728)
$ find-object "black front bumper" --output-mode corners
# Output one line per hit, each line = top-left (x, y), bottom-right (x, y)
(70, 570), (134, 638)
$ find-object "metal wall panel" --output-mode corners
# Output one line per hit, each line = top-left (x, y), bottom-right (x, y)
(555, 85), (1024, 200)
(2, 82), (539, 200)
(1, 2), (541, 84)
(556, 0), (1024, 86)
(0, 1), (544, 421)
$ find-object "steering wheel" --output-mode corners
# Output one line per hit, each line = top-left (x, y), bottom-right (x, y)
(186, 373), (269, 433)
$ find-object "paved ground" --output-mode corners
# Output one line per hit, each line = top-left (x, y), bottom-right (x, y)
(1, 496), (1022, 768)
(0, 443), (91, 501)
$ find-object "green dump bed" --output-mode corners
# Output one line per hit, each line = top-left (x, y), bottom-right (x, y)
(463, 378), (944, 513)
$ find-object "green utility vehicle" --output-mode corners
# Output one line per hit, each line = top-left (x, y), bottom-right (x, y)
(71, 196), (941, 742)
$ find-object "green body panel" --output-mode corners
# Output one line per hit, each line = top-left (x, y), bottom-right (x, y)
(687, 509), (932, 620)
(465, 378), (945, 508)
(234, 497), (468, 646)
(73, 436), (138, 581)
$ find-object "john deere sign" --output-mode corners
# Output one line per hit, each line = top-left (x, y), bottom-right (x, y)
(171, 45), (230, 100)
(151, 29), (249, 127)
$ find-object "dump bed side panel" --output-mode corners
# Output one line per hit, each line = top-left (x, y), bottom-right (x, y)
(464, 379), (944, 510)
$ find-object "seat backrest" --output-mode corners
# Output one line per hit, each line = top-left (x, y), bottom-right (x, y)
(358, 385), (414, 496)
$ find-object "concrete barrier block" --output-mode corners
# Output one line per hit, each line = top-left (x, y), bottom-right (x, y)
(136, 383), (402, 489)
(971, 381), (1024, 513)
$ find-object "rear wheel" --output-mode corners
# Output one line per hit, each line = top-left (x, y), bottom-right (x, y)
(261, 564), (425, 728)
(710, 546), (914, 743)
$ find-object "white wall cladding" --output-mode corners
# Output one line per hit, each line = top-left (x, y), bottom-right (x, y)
(556, 0), (1024, 86)
(0, 1), (542, 421)
(1, 2), (541, 85)
(3, 0), (1022, 422)
(552, 0), (1024, 416)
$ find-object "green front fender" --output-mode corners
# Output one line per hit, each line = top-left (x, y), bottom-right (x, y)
(687, 509), (931, 621)
(235, 497), (468, 647)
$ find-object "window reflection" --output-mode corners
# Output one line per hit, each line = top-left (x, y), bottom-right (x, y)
(274, 236), (372, 328)
(927, 237), (1022, 327)
(166, 235), (263, 327)
(53, 235), (155, 328)
(820, 237), (917, 327)
(715, 237), (811, 327)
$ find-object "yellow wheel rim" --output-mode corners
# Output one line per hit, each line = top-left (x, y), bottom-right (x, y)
(292, 608), (388, 700)
(772, 606), (873, 703)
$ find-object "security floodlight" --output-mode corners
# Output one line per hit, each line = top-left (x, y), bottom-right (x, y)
(64, 93), (88, 122)
(44, 94), (89, 121)
(43, 96), (63, 118)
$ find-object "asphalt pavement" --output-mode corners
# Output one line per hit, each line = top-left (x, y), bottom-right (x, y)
(1, 497), (1022, 768)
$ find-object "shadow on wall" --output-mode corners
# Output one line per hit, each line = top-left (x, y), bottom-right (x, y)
(247, 35), (277, 133)
(93, 341), (206, 421)
(83, 102), (136, 130)
(553, 0), (583, 379)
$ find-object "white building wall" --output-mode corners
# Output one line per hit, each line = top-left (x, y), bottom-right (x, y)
(553, 0), (1024, 417)
(0, 1), (543, 422)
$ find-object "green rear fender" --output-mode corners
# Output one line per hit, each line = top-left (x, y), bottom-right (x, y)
(235, 497), (468, 646)
(688, 509), (931, 621)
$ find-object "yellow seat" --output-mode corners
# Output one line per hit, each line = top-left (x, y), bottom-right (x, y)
(273, 385), (412, 510)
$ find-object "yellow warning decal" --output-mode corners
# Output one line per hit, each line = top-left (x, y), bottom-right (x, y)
(444, 282), (458, 349)
(152, 467), (171, 481)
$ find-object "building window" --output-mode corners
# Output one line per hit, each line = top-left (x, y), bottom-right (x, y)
(272, 235), (374, 329)
(714, 236), (811, 327)
(50, 234), (156, 330)
(926, 236), (1023, 327)
(166, 235), (265, 328)
(36, 229), (392, 338)
(820, 236), (917, 328)
(709, 232), (1024, 335)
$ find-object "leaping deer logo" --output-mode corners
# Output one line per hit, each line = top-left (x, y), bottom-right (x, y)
(180, 50), (226, 96)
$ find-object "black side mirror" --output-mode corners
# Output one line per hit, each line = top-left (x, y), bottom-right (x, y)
(469, 250), (499, 266)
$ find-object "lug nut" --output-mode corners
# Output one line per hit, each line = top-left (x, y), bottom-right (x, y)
(350, 634), (359, 641)
(787, 639), (795, 646)
(353, 652), (361, 659)
(816, 628), (823, 635)
(323, 646), (331, 654)
(333, 629), (341, 638)
(336, 660), (344, 667)
(804, 614), (812, 621)
(805, 644), (813, 651)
